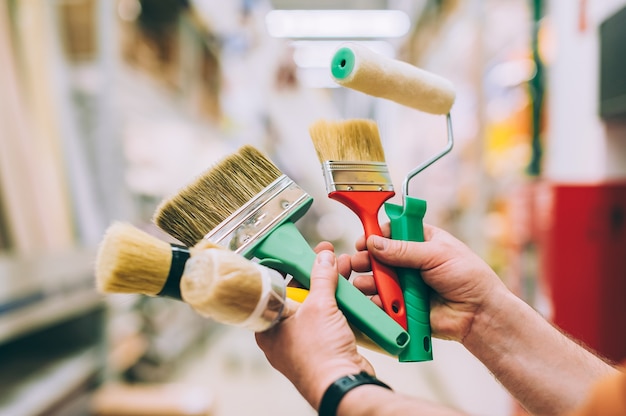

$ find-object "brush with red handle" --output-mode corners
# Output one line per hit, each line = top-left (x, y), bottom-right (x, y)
(328, 42), (457, 362)
(309, 119), (407, 330)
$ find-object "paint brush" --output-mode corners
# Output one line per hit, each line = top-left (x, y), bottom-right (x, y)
(95, 222), (190, 300)
(153, 145), (409, 356)
(329, 42), (456, 362)
(309, 119), (407, 329)
(95, 222), (290, 331)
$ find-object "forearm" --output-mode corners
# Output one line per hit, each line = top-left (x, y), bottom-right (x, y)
(337, 385), (466, 416)
(463, 288), (618, 416)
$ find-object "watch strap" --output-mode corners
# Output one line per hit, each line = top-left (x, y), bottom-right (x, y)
(318, 371), (391, 416)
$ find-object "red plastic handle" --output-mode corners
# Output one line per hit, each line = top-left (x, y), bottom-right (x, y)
(329, 191), (407, 329)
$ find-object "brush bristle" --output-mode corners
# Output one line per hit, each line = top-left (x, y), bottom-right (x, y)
(95, 222), (173, 295)
(153, 145), (282, 246)
(309, 119), (386, 163)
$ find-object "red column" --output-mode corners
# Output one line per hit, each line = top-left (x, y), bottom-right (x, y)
(542, 182), (626, 363)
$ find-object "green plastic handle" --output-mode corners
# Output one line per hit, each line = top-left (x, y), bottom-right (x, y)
(385, 197), (433, 362)
(252, 221), (409, 357)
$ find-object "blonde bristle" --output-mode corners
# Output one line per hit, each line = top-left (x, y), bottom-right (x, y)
(153, 145), (282, 246)
(95, 222), (173, 296)
(309, 119), (386, 163)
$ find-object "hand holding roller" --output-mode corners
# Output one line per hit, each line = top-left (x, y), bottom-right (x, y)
(330, 42), (456, 362)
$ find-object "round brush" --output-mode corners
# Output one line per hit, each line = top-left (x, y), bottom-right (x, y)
(95, 222), (292, 332)
(95, 222), (189, 299)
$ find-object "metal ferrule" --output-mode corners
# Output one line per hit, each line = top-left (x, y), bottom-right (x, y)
(322, 161), (394, 192)
(202, 175), (311, 253)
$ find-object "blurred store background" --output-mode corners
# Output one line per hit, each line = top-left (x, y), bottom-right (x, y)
(0, 0), (625, 415)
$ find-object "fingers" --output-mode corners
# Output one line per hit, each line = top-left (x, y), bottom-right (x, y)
(314, 242), (351, 278)
(355, 223), (391, 251)
(337, 253), (352, 279)
(422, 223), (436, 241)
(351, 275), (382, 308)
(350, 250), (371, 273)
(355, 234), (366, 252)
(314, 241), (335, 254)
(365, 225), (461, 270)
(367, 235), (429, 269)
(351, 274), (377, 295)
(309, 250), (339, 300)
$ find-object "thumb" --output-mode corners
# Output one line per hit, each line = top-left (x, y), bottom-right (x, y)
(367, 235), (430, 269)
(308, 250), (339, 300)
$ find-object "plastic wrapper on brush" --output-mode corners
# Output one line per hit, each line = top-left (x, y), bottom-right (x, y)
(180, 248), (290, 332)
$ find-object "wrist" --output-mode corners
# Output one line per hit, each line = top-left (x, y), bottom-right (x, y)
(462, 287), (525, 359)
(309, 364), (364, 410)
(318, 371), (392, 416)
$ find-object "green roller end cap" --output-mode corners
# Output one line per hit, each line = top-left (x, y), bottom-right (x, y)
(331, 47), (356, 80)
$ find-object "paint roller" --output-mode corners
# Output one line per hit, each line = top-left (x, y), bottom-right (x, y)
(330, 42), (456, 362)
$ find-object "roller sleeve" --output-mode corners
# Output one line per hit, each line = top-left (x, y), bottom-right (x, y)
(331, 42), (456, 115)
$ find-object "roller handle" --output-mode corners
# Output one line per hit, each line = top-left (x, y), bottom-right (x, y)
(384, 197), (433, 362)
(329, 190), (407, 329)
(255, 221), (409, 357)
(331, 43), (455, 115)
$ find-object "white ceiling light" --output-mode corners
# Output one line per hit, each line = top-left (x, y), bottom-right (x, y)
(265, 9), (411, 39)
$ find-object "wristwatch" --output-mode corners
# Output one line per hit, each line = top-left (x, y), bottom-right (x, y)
(318, 371), (392, 416)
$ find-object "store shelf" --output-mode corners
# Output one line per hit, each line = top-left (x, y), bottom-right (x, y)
(0, 346), (101, 416)
(0, 247), (106, 414)
(0, 286), (103, 345)
(0, 248), (101, 344)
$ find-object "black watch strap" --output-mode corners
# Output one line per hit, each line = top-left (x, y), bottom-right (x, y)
(318, 371), (392, 416)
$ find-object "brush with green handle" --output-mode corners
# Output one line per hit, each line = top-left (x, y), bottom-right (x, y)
(153, 145), (410, 357)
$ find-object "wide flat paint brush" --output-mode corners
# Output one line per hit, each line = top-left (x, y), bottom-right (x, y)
(330, 42), (456, 362)
(309, 119), (407, 330)
(153, 145), (409, 356)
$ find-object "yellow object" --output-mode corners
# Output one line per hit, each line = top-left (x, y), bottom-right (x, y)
(286, 286), (309, 303)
